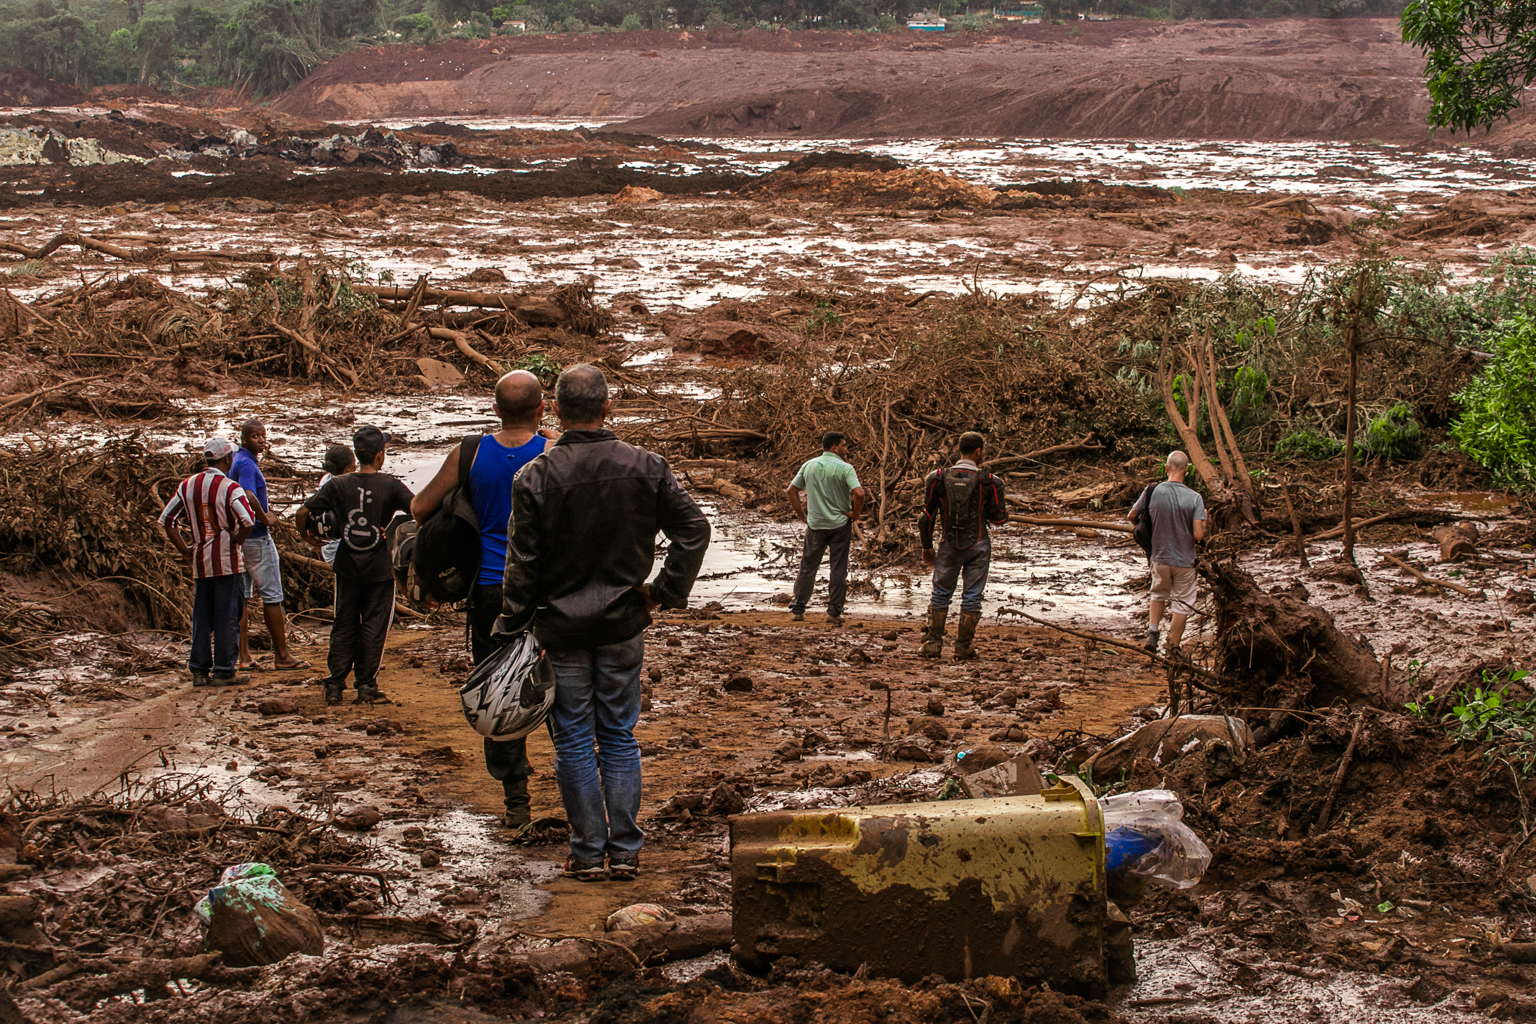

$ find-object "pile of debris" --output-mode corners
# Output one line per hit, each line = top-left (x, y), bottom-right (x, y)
(753, 165), (1000, 210)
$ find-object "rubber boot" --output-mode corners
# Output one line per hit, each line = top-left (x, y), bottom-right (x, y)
(503, 776), (531, 829)
(919, 607), (947, 659)
(954, 611), (981, 661)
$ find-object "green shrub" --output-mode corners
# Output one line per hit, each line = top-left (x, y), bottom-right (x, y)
(1454, 313), (1536, 490)
(391, 13), (437, 40)
(1273, 429), (1343, 460)
(619, 13), (643, 29)
(1362, 403), (1423, 460)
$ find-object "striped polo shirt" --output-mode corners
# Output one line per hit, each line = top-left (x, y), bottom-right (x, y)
(158, 467), (257, 578)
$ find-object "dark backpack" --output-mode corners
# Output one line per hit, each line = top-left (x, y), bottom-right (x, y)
(937, 466), (993, 551)
(411, 434), (482, 604)
(1133, 482), (1163, 560)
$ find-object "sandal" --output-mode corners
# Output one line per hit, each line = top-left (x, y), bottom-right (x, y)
(271, 660), (312, 672)
(562, 858), (606, 882)
(608, 859), (640, 881)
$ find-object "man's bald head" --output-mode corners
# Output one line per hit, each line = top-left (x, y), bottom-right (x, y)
(494, 370), (544, 427)
(1166, 451), (1191, 478)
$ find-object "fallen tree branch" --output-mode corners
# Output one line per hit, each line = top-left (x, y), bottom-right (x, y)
(426, 326), (504, 373)
(1313, 710), (1367, 834)
(1311, 511), (1399, 541)
(983, 433), (1103, 473)
(0, 374), (112, 413)
(1382, 553), (1484, 600)
(999, 607), (1227, 690)
(1000, 505), (1135, 534)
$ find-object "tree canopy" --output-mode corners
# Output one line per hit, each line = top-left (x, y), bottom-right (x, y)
(1401, 0), (1536, 133)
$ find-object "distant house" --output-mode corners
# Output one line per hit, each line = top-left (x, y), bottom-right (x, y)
(501, 20), (526, 31)
(907, 14), (947, 29)
(995, 4), (1042, 20)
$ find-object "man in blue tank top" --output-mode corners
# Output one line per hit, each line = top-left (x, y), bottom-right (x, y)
(413, 370), (549, 827)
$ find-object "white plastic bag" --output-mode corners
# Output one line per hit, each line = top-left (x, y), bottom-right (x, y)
(1100, 788), (1212, 898)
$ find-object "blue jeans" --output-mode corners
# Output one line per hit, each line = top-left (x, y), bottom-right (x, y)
(191, 574), (243, 679)
(930, 537), (991, 614)
(548, 634), (645, 864)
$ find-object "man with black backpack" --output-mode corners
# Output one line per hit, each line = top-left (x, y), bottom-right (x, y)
(412, 370), (549, 827)
(919, 432), (1008, 660)
(1129, 451), (1207, 657)
(298, 426), (414, 704)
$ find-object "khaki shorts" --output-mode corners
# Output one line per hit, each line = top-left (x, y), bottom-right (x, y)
(1150, 563), (1198, 617)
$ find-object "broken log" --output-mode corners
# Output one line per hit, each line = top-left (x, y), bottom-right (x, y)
(1382, 553), (1484, 600)
(519, 912), (731, 975)
(1433, 524), (1479, 562)
(999, 502), (1135, 534)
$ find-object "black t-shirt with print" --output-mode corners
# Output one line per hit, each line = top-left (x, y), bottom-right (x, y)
(305, 472), (415, 582)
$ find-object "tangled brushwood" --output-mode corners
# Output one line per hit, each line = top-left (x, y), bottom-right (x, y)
(0, 438), (336, 641)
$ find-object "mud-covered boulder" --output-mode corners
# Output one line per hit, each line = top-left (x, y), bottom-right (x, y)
(667, 319), (803, 360)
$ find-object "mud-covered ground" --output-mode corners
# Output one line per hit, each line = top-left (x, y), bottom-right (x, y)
(2, 52), (1536, 1020)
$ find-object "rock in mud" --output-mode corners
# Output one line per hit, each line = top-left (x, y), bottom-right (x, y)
(775, 740), (803, 762)
(256, 698), (299, 717)
(884, 735), (938, 762)
(926, 698), (945, 717)
(947, 743), (1012, 775)
(335, 806), (384, 832)
(958, 751), (1045, 799)
(705, 782), (746, 816)
(723, 675), (753, 692)
(420, 850), (441, 868)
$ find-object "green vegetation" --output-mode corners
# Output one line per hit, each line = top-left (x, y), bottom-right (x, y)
(1273, 429), (1343, 461)
(1402, 0), (1536, 133)
(1452, 313), (1536, 490)
(513, 352), (562, 384)
(1440, 669), (1536, 772)
(1362, 402), (1423, 460)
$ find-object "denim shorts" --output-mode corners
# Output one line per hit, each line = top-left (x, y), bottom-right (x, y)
(241, 534), (285, 604)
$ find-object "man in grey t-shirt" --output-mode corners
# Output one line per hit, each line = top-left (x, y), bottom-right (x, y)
(1129, 451), (1207, 655)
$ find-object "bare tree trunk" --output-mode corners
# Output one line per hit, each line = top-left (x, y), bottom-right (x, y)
(1341, 269), (1365, 568)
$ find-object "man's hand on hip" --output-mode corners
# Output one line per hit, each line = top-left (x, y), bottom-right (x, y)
(634, 584), (659, 610)
(922, 548), (935, 566)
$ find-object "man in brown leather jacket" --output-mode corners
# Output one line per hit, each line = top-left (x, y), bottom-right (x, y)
(918, 432), (1008, 660)
(498, 364), (710, 882)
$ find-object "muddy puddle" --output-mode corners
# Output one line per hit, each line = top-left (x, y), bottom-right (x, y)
(1114, 936), (1483, 1022)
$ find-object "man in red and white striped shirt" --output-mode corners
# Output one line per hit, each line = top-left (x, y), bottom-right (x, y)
(159, 438), (257, 686)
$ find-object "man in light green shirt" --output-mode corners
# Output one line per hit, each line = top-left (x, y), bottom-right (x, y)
(785, 431), (866, 626)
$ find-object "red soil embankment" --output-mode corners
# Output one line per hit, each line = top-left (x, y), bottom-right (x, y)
(271, 19), (1462, 143)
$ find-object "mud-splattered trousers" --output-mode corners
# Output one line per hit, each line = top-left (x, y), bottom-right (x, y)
(930, 536), (991, 614)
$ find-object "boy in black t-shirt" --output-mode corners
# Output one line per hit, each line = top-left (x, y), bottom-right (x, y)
(299, 426), (414, 704)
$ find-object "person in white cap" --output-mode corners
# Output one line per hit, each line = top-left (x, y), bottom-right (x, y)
(158, 438), (257, 686)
